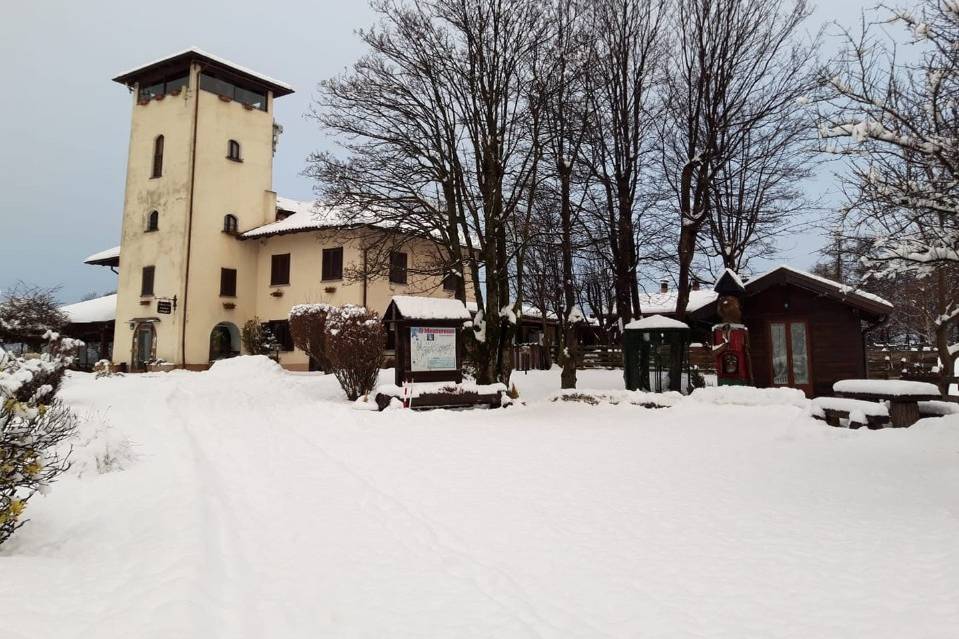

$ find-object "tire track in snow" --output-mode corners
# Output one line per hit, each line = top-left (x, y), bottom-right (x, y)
(280, 411), (615, 639)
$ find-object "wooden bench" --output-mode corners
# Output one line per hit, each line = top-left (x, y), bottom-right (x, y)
(833, 379), (943, 428)
(812, 397), (890, 429)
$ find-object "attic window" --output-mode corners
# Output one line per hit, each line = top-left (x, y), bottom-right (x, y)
(223, 214), (239, 234)
(139, 74), (188, 101)
(275, 210), (291, 221)
(199, 72), (266, 111)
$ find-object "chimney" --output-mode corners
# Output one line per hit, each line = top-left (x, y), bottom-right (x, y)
(691, 279), (700, 291)
(660, 280), (668, 294)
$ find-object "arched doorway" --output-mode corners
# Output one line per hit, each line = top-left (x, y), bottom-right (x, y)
(209, 322), (240, 361)
(132, 322), (156, 372)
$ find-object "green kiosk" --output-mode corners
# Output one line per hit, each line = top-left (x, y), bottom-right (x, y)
(623, 315), (692, 393)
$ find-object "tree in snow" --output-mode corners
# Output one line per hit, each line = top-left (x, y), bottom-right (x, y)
(324, 305), (386, 401)
(1, 333), (80, 545)
(309, 0), (548, 385)
(819, 0), (959, 390)
(660, 0), (818, 327)
(0, 283), (69, 352)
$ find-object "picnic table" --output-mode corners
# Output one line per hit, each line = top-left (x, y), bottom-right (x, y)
(833, 379), (942, 427)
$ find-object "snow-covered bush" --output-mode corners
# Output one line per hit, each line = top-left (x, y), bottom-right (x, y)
(325, 305), (385, 400)
(1, 335), (80, 545)
(0, 283), (69, 350)
(289, 304), (333, 372)
(241, 317), (277, 356)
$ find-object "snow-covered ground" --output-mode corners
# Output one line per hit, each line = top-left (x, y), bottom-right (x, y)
(3, 357), (959, 638)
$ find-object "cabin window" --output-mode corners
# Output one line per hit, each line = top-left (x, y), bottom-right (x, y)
(151, 135), (164, 178)
(220, 268), (237, 297)
(389, 251), (408, 284)
(265, 320), (294, 351)
(769, 321), (811, 390)
(322, 247), (343, 281)
(199, 72), (267, 111)
(141, 265), (155, 297)
(223, 214), (239, 234)
(271, 253), (291, 286)
(227, 139), (241, 161)
(146, 210), (159, 232)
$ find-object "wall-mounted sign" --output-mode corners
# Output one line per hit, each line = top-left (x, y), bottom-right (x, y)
(157, 300), (173, 315)
(410, 326), (457, 371)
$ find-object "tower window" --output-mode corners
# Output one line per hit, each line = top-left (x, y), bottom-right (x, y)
(139, 74), (188, 101)
(271, 253), (291, 286)
(223, 214), (239, 234)
(199, 73), (267, 111)
(227, 139), (241, 161)
(389, 251), (408, 285)
(220, 268), (237, 297)
(151, 135), (164, 178)
(146, 210), (159, 232)
(141, 265), (155, 297)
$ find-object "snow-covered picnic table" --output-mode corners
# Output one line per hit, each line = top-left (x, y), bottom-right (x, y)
(833, 379), (943, 427)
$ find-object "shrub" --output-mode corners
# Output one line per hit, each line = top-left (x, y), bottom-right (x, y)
(325, 305), (385, 400)
(289, 304), (332, 372)
(241, 317), (277, 356)
(1, 333), (80, 545)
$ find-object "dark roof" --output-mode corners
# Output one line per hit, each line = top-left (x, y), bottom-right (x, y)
(113, 48), (294, 98)
(714, 269), (746, 296)
(690, 265), (893, 321)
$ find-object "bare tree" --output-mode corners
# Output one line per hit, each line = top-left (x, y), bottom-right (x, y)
(582, 0), (666, 329)
(819, 0), (959, 390)
(660, 0), (817, 326)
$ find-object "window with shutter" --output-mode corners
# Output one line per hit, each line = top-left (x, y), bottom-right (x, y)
(322, 247), (343, 281)
(389, 251), (408, 284)
(220, 268), (237, 297)
(271, 253), (290, 286)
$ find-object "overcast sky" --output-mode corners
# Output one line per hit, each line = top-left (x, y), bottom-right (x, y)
(0, 0), (886, 303)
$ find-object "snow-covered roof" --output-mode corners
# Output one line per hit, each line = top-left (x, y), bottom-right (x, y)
(748, 265), (893, 310)
(624, 315), (690, 331)
(113, 47), (294, 96)
(61, 293), (117, 324)
(389, 296), (471, 321)
(638, 289), (718, 315)
(83, 245), (121, 266)
(243, 198), (378, 239)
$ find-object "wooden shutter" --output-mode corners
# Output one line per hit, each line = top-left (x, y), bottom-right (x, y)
(322, 247), (343, 281)
(389, 251), (408, 284)
(220, 268), (237, 297)
(271, 253), (290, 286)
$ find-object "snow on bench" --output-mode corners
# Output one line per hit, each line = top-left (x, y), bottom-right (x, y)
(811, 396), (890, 429)
(833, 378), (941, 397)
(918, 400), (959, 417)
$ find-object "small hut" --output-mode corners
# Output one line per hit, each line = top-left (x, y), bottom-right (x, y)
(623, 315), (691, 392)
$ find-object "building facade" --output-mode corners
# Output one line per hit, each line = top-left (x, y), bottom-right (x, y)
(89, 49), (462, 371)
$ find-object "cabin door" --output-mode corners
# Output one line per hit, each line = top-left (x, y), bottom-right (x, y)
(768, 320), (812, 396)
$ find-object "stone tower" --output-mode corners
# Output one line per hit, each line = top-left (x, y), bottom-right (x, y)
(110, 49), (293, 369)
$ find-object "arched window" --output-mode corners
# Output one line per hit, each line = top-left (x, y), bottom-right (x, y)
(146, 210), (159, 232)
(151, 135), (164, 178)
(223, 214), (239, 234)
(227, 139), (241, 161)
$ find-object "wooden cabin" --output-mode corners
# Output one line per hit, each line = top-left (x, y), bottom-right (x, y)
(687, 266), (892, 397)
